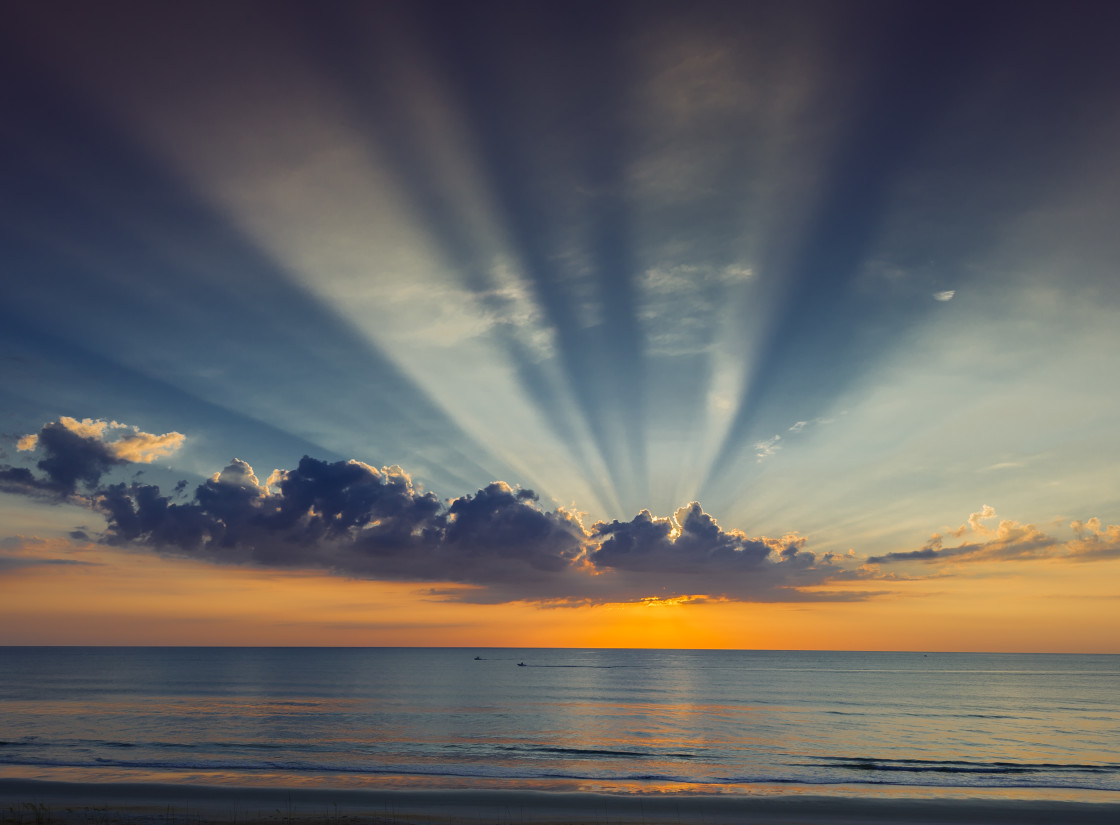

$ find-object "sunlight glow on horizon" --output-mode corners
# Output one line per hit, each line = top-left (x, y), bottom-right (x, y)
(2, 537), (1118, 652)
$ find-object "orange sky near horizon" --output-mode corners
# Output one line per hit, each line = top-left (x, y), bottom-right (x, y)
(3, 539), (1117, 653)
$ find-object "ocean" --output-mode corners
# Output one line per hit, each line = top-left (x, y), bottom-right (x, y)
(1, 648), (1117, 802)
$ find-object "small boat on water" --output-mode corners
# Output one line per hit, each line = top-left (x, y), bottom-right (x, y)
(517, 662), (526, 667)
(474, 656), (482, 660)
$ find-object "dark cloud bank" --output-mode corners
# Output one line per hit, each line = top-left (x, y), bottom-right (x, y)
(96, 457), (864, 604)
(2, 420), (865, 604)
(7, 420), (1119, 602)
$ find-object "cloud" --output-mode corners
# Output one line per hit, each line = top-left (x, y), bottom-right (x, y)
(443, 482), (585, 577)
(0, 421), (877, 605)
(868, 505), (1054, 563)
(0, 466), (53, 499)
(869, 506), (1120, 565)
(0, 555), (97, 572)
(96, 457), (588, 590)
(982, 461), (1025, 472)
(753, 416), (835, 462)
(476, 260), (557, 361)
(3, 417), (185, 496)
(111, 430), (186, 463)
(1068, 518), (1120, 561)
(7, 415), (1116, 603)
(583, 502), (856, 602)
(77, 451), (865, 605)
(754, 434), (781, 460)
(11, 420), (127, 495)
(0, 535), (101, 571)
(639, 263), (754, 355)
(593, 504), (774, 573)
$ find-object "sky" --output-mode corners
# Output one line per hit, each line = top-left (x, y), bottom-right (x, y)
(2, 0), (1119, 651)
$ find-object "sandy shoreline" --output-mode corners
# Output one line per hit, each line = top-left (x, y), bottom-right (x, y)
(2, 779), (1119, 825)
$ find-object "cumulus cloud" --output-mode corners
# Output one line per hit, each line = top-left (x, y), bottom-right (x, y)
(6, 416), (1116, 603)
(79, 452), (862, 604)
(594, 504), (776, 573)
(868, 505), (1120, 565)
(0, 417), (876, 603)
(96, 457), (591, 592)
(6, 419), (126, 495)
(583, 502), (857, 602)
(2, 417), (184, 496)
(1068, 518), (1120, 561)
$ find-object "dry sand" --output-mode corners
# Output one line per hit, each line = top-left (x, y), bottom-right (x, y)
(2, 779), (1119, 825)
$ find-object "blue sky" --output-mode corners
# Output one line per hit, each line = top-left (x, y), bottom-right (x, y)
(2, 1), (1119, 632)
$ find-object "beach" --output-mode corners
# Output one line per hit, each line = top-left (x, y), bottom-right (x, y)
(3, 779), (1120, 825)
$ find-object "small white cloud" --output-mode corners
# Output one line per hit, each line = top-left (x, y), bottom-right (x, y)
(212, 458), (264, 490)
(933, 290), (956, 302)
(786, 416), (834, 435)
(983, 461), (1025, 472)
(754, 434), (782, 461)
(720, 264), (753, 283)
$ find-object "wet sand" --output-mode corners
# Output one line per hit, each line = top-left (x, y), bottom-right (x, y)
(2, 779), (1119, 825)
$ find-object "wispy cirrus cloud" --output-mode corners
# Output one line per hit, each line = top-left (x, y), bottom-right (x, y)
(752, 416), (836, 463)
(639, 263), (753, 356)
(0, 535), (101, 572)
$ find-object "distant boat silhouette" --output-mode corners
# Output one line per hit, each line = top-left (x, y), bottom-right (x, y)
(517, 662), (526, 667)
(474, 656), (482, 660)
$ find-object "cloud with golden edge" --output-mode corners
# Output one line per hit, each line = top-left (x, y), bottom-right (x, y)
(21, 417), (185, 464)
(869, 505), (1120, 565)
(3, 416), (185, 496)
(112, 430), (187, 463)
(1068, 518), (1120, 561)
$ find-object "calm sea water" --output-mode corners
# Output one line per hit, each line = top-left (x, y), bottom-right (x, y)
(1, 648), (1117, 800)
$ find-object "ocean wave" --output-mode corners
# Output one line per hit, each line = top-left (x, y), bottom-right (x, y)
(801, 756), (1120, 776)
